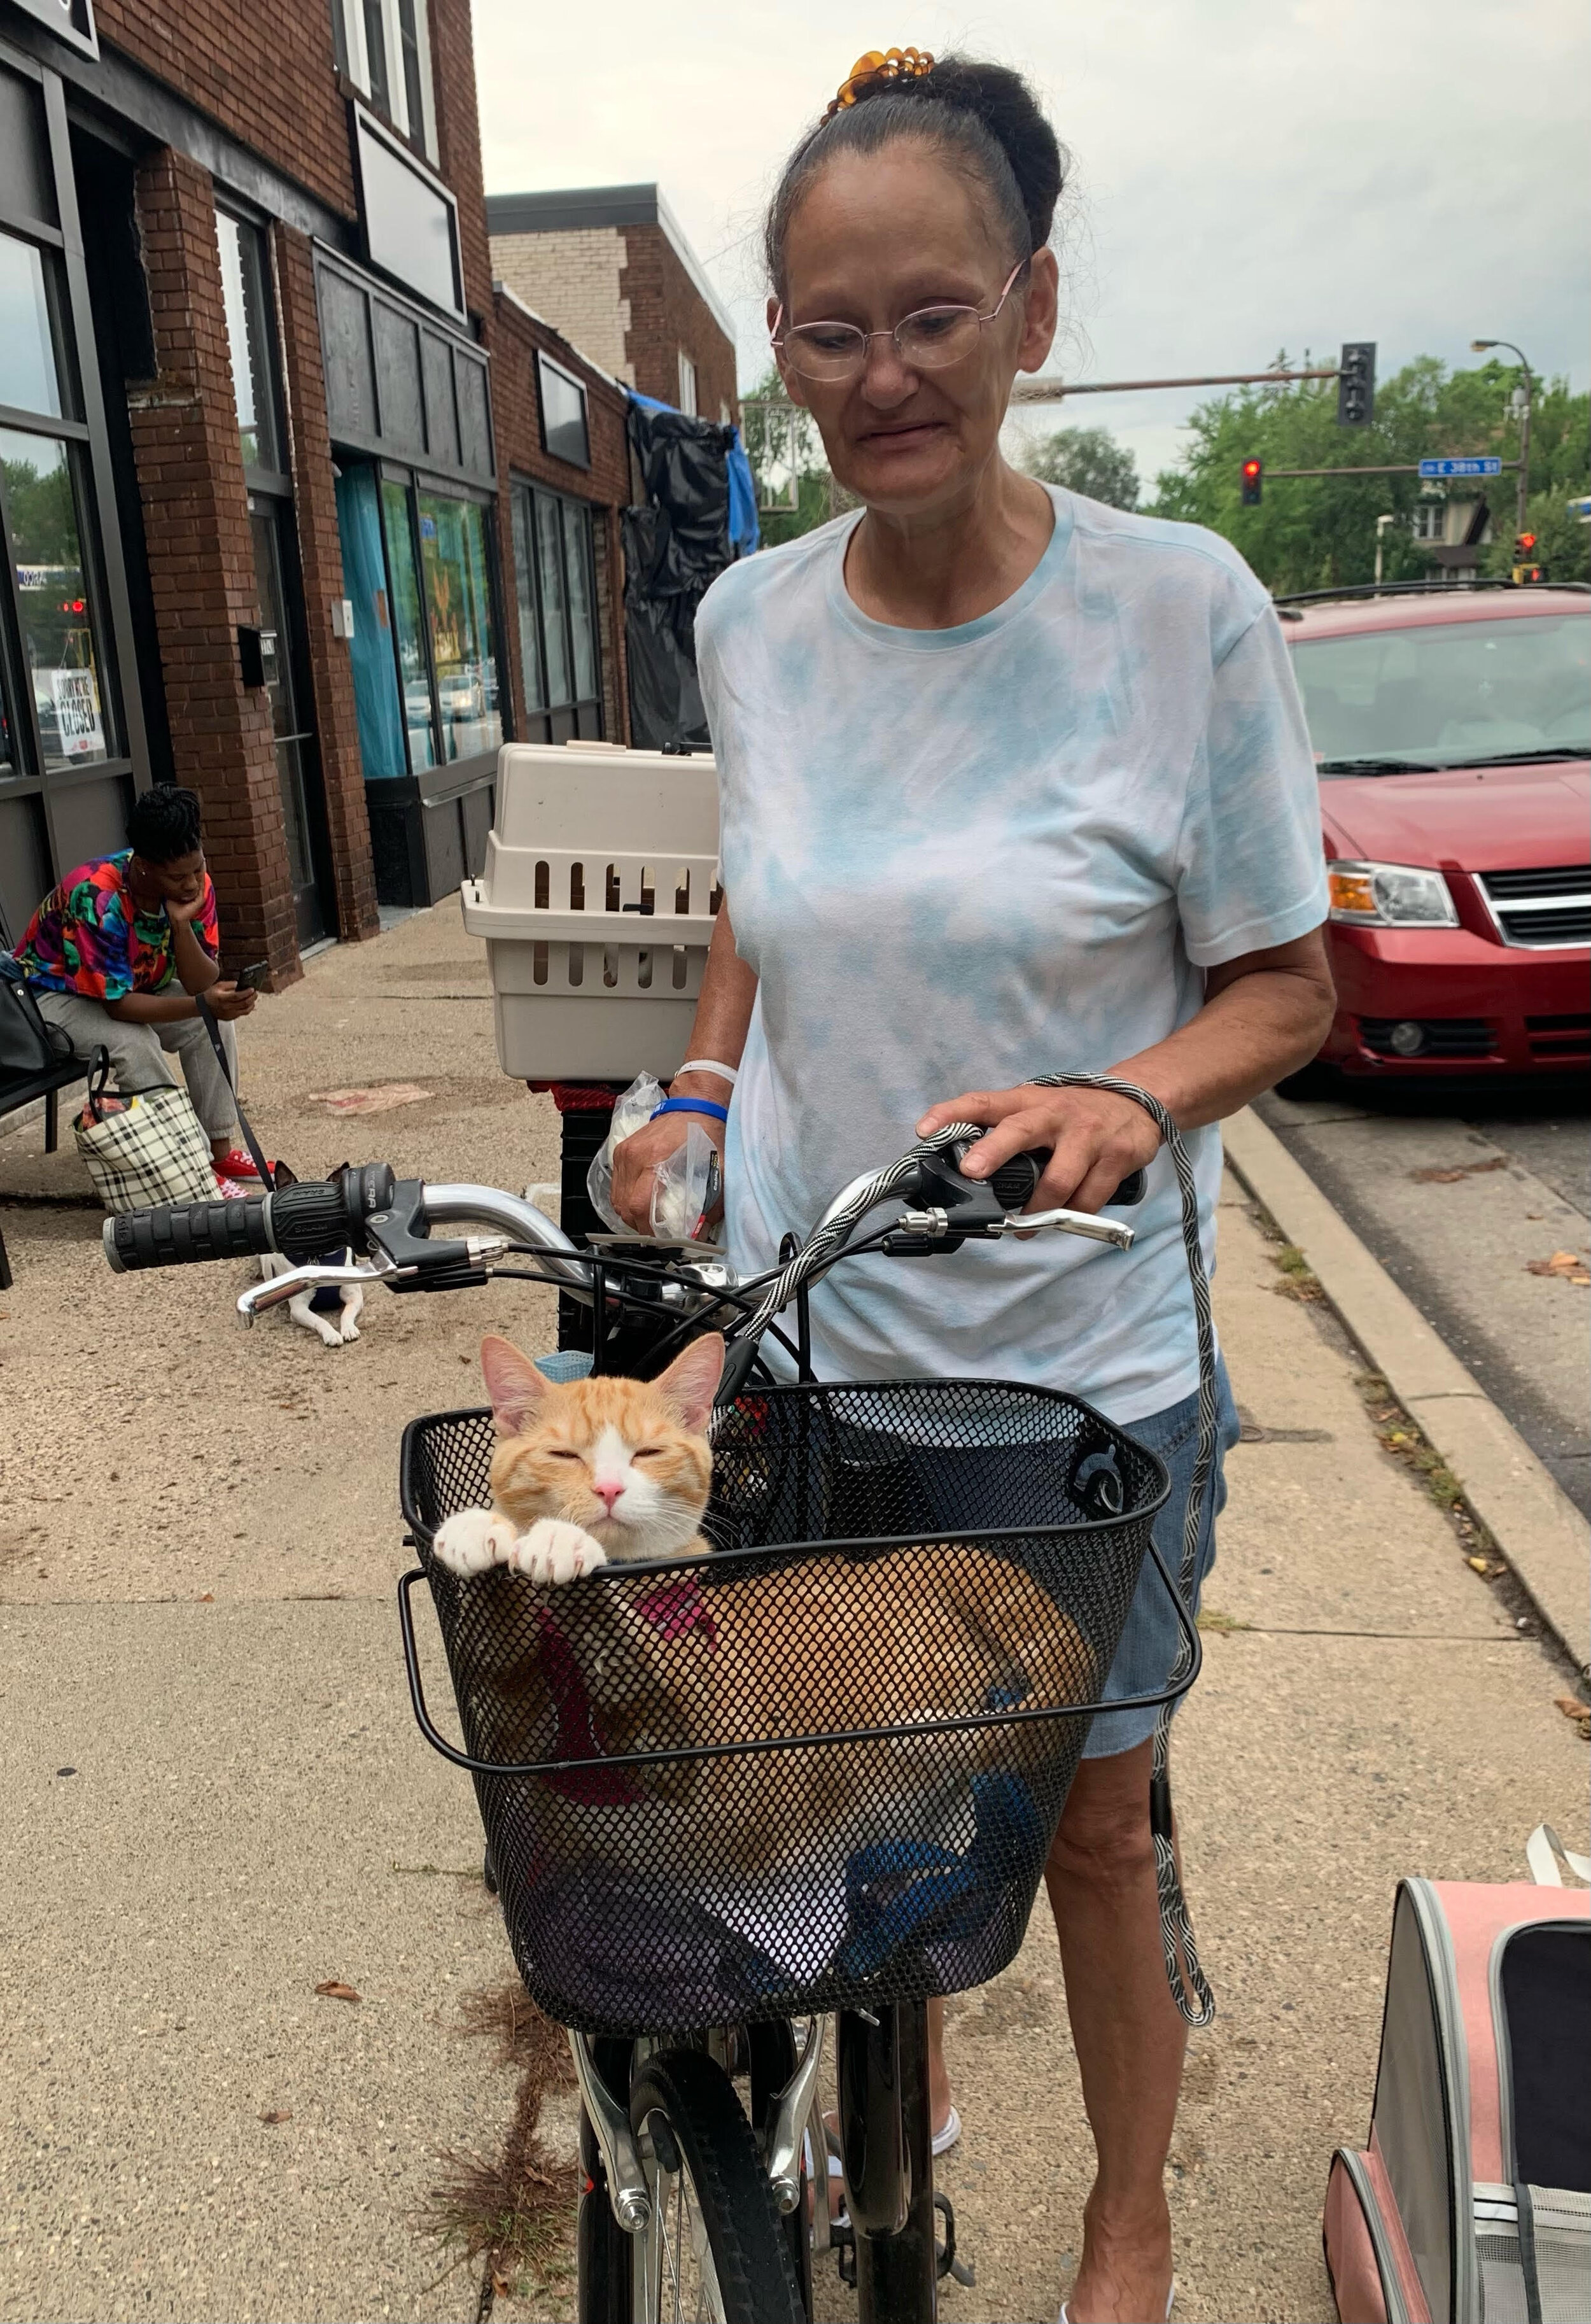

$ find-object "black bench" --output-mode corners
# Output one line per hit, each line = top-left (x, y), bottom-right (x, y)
(0, 903), (95, 1291)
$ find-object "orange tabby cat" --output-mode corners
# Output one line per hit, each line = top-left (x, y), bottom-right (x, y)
(431, 1333), (1097, 1879)
(433, 1334), (720, 1583)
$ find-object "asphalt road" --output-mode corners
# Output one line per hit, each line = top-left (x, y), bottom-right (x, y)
(1254, 1076), (1590, 1519)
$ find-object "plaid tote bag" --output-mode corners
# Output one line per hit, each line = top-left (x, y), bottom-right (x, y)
(74, 1066), (218, 1213)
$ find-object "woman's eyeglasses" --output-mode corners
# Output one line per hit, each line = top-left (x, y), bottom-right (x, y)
(771, 261), (1028, 386)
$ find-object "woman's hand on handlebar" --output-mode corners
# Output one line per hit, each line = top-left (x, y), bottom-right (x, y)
(610, 1097), (728, 1235)
(916, 1081), (1161, 1215)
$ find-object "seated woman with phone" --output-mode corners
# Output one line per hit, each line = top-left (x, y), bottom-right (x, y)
(9, 782), (263, 1194)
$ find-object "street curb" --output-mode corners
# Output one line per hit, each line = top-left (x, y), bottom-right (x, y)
(1223, 1106), (1589, 1675)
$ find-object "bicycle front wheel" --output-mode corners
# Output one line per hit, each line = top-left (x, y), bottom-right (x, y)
(628, 2048), (806, 2324)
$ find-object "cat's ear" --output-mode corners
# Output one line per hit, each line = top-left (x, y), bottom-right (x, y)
(479, 1335), (552, 1436)
(653, 1332), (725, 1433)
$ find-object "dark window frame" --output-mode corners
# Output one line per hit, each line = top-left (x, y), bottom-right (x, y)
(509, 474), (603, 745)
(214, 202), (292, 500)
(368, 459), (508, 777)
(0, 45), (145, 898)
(535, 350), (591, 472)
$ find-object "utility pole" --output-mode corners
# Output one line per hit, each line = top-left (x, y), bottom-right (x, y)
(1472, 338), (1532, 533)
(1375, 513), (1396, 589)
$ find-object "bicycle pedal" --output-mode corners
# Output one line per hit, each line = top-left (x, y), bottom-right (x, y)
(831, 2216), (857, 2288)
(935, 2191), (975, 2286)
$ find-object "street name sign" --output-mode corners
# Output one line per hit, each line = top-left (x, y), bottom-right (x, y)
(1418, 457), (1503, 479)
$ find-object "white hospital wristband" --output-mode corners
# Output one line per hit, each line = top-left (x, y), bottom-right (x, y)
(676, 1059), (739, 1087)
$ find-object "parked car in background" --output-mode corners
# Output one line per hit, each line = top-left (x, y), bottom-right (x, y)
(1282, 583), (1590, 1078)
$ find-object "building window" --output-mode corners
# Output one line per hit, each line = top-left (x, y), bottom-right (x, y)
(536, 352), (591, 470)
(1410, 501), (1446, 542)
(216, 205), (334, 944)
(335, 464), (503, 777)
(330, 0), (436, 158)
(510, 481), (603, 743)
(0, 227), (118, 786)
(677, 350), (697, 417)
(216, 211), (286, 484)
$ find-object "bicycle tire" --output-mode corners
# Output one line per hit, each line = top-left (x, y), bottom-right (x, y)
(628, 2047), (805, 2324)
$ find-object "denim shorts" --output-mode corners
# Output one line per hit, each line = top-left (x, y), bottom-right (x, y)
(1080, 1355), (1240, 1759)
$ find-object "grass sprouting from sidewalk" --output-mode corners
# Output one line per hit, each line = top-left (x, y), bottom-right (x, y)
(1271, 1243), (1326, 1301)
(1355, 1372), (1490, 1539)
(424, 1984), (579, 2308)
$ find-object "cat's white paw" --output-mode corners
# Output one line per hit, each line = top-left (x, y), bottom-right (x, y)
(433, 1507), (518, 1577)
(509, 1519), (608, 1586)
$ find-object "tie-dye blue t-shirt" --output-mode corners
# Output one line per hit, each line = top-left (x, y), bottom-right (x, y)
(696, 488), (1327, 1422)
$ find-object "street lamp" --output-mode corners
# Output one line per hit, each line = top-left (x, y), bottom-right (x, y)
(1471, 338), (1532, 533)
(1375, 512), (1397, 590)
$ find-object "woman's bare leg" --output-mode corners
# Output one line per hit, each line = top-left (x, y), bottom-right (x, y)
(1046, 1738), (1184, 2323)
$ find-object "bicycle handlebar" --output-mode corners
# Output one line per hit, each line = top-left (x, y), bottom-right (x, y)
(103, 1165), (399, 1274)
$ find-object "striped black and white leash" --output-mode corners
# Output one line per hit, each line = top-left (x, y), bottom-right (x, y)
(733, 1071), (1219, 2027)
(1029, 1074), (1218, 2029)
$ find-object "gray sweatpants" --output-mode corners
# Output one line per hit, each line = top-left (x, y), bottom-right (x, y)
(36, 991), (239, 1140)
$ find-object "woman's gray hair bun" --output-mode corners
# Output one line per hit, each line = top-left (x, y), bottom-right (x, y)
(766, 54), (1067, 295)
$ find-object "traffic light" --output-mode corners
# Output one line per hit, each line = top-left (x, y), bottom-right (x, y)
(1513, 530), (1543, 583)
(1338, 341), (1377, 426)
(1240, 456), (1263, 506)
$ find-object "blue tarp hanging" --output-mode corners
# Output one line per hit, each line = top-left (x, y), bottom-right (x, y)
(726, 430), (759, 559)
(623, 391), (757, 749)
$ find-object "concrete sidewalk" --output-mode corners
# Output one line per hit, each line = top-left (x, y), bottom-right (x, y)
(3, 901), (1585, 2323)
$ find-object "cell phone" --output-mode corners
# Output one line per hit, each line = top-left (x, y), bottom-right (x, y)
(230, 961), (269, 992)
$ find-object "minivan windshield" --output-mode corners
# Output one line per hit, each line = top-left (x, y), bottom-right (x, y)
(1289, 613), (1590, 773)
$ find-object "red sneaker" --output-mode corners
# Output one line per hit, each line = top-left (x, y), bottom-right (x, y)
(213, 1173), (252, 1201)
(216, 1146), (264, 1181)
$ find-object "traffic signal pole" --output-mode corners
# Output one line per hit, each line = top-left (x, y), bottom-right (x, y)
(1011, 366), (1341, 403)
(1260, 461), (1522, 479)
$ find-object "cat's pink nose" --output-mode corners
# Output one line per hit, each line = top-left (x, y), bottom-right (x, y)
(592, 1481), (624, 1514)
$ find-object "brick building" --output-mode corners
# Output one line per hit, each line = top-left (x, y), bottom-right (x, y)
(0, 0), (647, 982)
(487, 185), (738, 427)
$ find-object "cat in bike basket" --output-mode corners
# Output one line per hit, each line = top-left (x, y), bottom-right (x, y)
(431, 1334), (1098, 1878)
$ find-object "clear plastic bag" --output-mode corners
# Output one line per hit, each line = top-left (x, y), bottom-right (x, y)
(586, 1072), (718, 1241)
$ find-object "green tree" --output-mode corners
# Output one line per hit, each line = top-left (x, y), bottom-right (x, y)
(739, 367), (835, 547)
(1147, 357), (1590, 593)
(1479, 374), (1591, 584)
(1021, 423), (1139, 508)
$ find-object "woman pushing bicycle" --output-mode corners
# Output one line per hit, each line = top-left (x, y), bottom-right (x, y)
(612, 47), (1335, 2323)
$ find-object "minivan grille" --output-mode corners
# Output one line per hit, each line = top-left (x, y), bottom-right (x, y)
(1477, 866), (1591, 948)
(1526, 1013), (1591, 1063)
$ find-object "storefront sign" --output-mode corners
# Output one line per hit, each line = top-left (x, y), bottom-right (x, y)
(50, 667), (104, 758)
(6, 0), (98, 57)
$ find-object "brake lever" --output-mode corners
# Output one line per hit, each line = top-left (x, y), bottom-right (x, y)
(237, 1258), (399, 1325)
(997, 1205), (1135, 1249)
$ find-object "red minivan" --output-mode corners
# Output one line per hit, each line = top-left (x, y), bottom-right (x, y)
(1282, 584), (1589, 1076)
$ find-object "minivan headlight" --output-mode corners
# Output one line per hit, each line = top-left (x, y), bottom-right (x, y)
(1328, 861), (1459, 927)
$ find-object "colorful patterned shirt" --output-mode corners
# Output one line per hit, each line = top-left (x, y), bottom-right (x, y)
(11, 852), (218, 1001)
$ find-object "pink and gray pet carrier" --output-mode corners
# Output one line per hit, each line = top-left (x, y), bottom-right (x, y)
(1324, 1832), (1590, 2323)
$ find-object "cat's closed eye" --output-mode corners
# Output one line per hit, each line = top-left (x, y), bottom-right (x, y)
(543, 1447), (584, 1462)
(632, 1446), (667, 1461)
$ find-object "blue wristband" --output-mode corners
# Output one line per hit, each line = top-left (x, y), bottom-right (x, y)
(651, 1095), (729, 1124)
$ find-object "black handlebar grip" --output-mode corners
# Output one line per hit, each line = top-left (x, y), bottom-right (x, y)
(104, 1196), (273, 1272)
(269, 1179), (366, 1264)
(987, 1148), (1147, 1211)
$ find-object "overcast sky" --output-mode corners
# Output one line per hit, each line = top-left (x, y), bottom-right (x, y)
(472, 0), (1587, 489)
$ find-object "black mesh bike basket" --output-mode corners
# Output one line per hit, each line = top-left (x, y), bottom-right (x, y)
(400, 1377), (1182, 2036)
